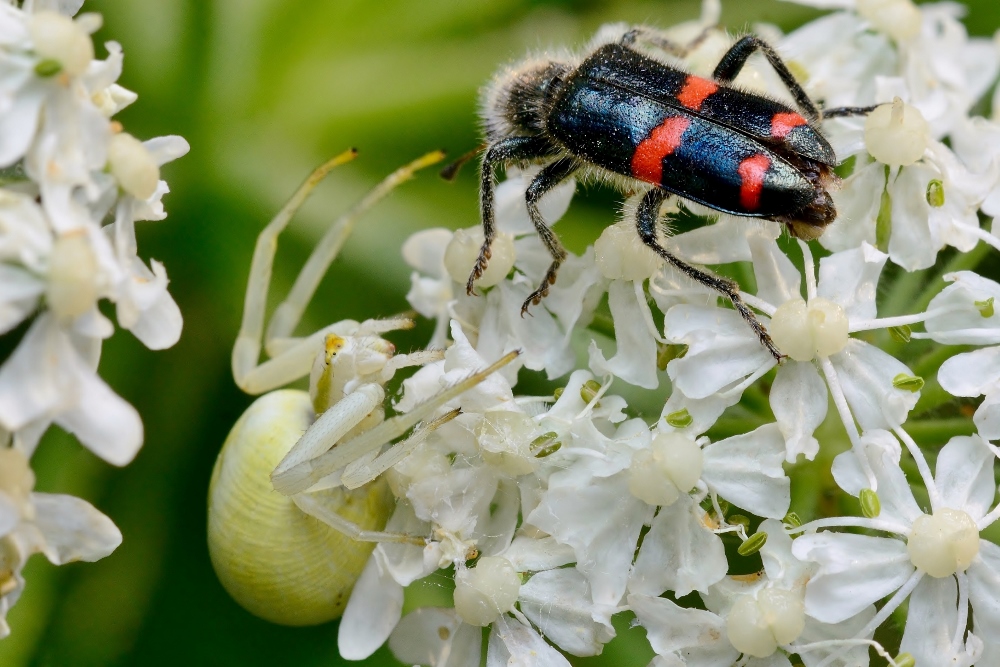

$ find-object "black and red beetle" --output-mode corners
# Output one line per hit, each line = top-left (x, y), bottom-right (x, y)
(465, 29), (876, 360)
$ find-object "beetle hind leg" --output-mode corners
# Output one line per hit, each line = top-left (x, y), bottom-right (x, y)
(635, 189), (784, 362)
(519, 158), (579, 316)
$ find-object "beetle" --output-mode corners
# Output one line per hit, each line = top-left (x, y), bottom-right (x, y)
(465, 28), (877, 360)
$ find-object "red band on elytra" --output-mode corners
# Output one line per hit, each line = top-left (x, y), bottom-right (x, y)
(737, 153), (771, 211)
(631, 116), (691, 184)
(771, 112), (807, 139)
(677, 76), (718, 111)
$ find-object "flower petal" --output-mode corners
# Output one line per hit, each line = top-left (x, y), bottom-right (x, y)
(701, 424), (791, 519)
(338, 554), (404, 660)
(389, 607), (481, 667)
(770, 361), (827, 463)
(966, 541), (1000, 638)
(817, 243), (887, 322)
(487, 614), (572, 667)
(935, 435), (996, 519)
(629, 495), (727, 598)
(899, 576), (967, 667)
(527, 474), (650, 607)
(832, 339), (919, 430)
(793, 532), (913, 623)
(938, 347), (1000, 397)
(628, 594), (740, 667)
(31, 492), (121, 564)
(519, 568), (615, 656)
(588, 280), (658, 389)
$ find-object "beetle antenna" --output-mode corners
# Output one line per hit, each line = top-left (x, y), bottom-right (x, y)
(440, 143), (487, 181)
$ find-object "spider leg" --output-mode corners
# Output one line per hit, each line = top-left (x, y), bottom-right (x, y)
(293, 493), (427, 545)
(233, 148), (357, 394)
(341, 408), (461, 489)
(266, 152), (445, 345)
(232, 150), (444, 395)
(272, 350), (521, 495)
(271, 382), (386, 482)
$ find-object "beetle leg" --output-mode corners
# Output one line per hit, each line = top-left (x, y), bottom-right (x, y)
(635, 189), (784, 362)
(712, 35), (820, 123)
(521, 157), (579, 316)
(821, 104), (882, 119)
(620, 24), (714, 58)
(469, 136), (557, 297)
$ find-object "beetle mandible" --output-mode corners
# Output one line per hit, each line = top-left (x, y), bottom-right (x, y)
(466, 26), (878, 360)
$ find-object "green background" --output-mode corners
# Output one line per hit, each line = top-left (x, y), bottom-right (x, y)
(2, 1), (999, 665)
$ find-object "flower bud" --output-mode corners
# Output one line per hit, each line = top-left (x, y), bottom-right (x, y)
(907, 508), (979, 577)
(444, 227), (515, 288)
(453, 556), (520, 626)
(769, 297), (850, 362)
(47, 232), (101, 321)
(594, 218), (662, 281)
(108, 133), (160, 200)
(627, 432), (703, 506)
(864, 98), (929, 167)
(29, 11), (94, 77)
(857, 0), (922, 43)
(476, 410), (537, 476)
(726, 589), (805, 657)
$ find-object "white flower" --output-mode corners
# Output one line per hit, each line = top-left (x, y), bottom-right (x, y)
(0, 447), (120, 638)
(792, 432), (999, 666)
(0, 313), (142, 462)
(665, 238), (922, 463)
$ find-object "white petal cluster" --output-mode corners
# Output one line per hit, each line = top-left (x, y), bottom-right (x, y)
(0, 0), (185, 639)
(218, 0), (1000, 664)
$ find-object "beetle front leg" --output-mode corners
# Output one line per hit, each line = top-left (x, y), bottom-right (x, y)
(635, 189), (784, 362)
(712, 35), (820, 123)
(521, 157), (579, 315)
(468, 135), (557, 296)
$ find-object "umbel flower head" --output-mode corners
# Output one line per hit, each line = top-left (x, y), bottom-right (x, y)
(202, 0), (1000, 665)
(0, 0), (186, 638)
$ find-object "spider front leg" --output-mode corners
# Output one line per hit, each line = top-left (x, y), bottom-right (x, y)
(232, 149), (446, 395)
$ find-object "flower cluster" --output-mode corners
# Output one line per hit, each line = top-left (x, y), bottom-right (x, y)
(0, 0), (185, 638)
(219, 0), (1000, 664)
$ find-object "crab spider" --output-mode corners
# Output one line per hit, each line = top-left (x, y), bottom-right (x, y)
(208, 149), (518, 625)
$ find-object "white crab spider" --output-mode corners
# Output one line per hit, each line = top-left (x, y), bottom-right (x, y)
(208, 149), (518, 626)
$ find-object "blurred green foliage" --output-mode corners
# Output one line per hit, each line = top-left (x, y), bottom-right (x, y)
(1, 1), (998, 665)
